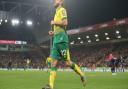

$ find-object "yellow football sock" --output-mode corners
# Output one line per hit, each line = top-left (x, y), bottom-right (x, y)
(49, 67), (57, 89)
(71, 63), (84, 77)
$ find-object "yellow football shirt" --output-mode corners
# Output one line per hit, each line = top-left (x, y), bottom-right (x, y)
(54, 6), (67, 34)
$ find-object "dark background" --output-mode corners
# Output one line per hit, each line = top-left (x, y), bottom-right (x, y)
(0, 0), (128, 43)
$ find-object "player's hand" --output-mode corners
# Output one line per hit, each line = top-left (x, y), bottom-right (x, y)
(49, 31), (54, 36)
(51, 20), (55, 25)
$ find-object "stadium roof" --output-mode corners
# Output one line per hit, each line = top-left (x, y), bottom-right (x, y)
(42, 18), (128, 47)
(0, 0), (128, 44)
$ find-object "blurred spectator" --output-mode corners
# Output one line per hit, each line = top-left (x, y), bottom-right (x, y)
(0, 42), (128, 69)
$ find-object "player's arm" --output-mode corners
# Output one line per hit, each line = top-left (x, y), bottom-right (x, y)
(51, 19), (68, 26)
(50, 19), (67, 36)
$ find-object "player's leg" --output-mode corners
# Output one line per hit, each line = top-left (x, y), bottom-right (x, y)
(49, 60), (58, 89)
(43, 60), (58, 89)
(43, 43), (60, 89)
(66, 59), (84, 77)
(66, 60), (86, 87)
(111, 59), (116, 75)
(46, 57), (53, 73)
(59, 42), (86, 87)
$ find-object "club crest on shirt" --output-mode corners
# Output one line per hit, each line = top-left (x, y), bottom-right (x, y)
(62, 10), (66, 16)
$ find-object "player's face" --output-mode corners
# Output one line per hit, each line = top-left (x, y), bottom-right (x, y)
(54, 0), (63, 7)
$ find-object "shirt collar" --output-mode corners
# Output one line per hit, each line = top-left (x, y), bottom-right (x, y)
(56, 6), (62, 12)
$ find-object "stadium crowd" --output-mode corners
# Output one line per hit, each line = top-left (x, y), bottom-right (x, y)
(0, 51), (46, 69)
(71, 43), (128, 68)
(0, 42), (128, 69)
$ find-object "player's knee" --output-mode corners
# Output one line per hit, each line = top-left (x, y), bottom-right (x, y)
(66, 60), (73, 66)
(52, 60), (58, 67)
(51, 61), (58, 71)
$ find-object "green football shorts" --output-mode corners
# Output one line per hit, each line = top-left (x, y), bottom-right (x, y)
(51, 42), (70, 61)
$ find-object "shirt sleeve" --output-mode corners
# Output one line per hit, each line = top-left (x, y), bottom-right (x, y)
(60, 8), (67, 20)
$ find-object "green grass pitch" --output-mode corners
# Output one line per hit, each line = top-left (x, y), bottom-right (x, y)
(0, 70), (128, 89)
